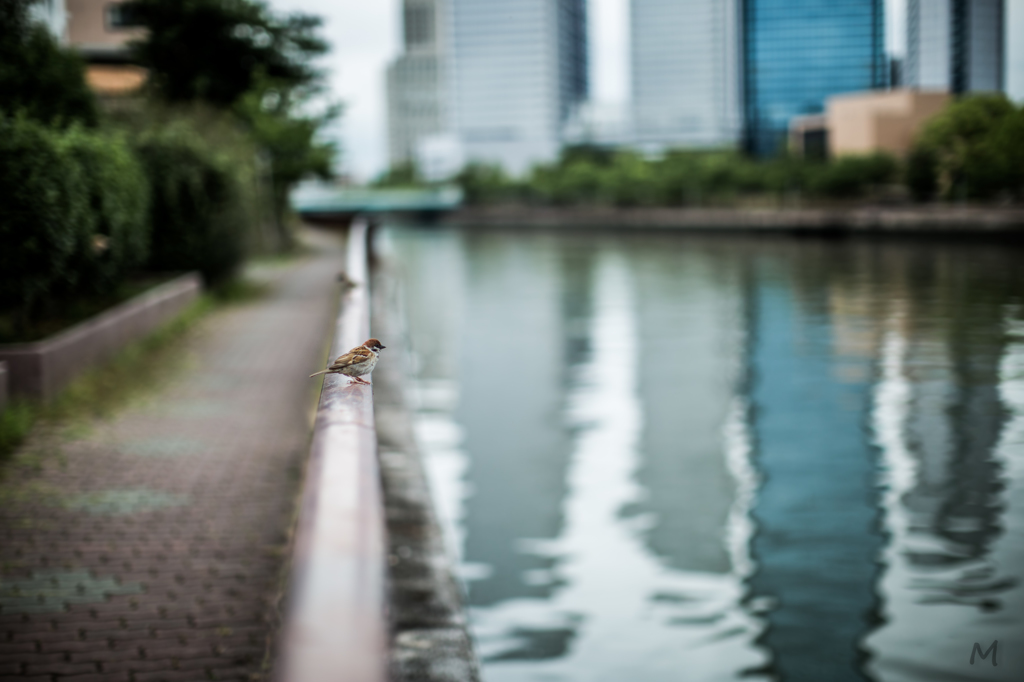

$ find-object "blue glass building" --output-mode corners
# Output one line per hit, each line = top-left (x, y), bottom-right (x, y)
(742, 0), (887, 156)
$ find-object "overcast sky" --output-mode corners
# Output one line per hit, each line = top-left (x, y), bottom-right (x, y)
(269, 0), (1023, 181)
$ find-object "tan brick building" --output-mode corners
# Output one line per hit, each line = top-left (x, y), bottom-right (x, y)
(66, 0), (147, 96)
(824, 89), (951, 158)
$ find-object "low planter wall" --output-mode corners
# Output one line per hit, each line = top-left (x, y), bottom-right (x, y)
(0, 273), (202, 402)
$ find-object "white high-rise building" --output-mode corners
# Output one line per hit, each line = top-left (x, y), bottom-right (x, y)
(386, 0), (448, 170)
(630, 0), (742, 152)
(906, 0), (1005, 93)
(29, 0), (68, 41)
(448, 0), (588, 174)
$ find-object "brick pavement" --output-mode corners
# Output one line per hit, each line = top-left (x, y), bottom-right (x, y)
(0, 229), (346, 682)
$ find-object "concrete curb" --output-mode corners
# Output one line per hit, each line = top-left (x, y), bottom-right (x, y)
(0, 273), (201, 401)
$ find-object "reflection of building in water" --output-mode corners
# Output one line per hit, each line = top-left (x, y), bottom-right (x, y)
(630, 247), (743, 573)
(894, 290), (1010, 585)
(934, 328), (1006, 562)
(391, 228), (465, 386)
(745, 273), (884, 681)
(456, 234), (578, 610)
(865, 247), (1024, 681)
(558, 243), (596, 374)
(394, 230), (1024, 679)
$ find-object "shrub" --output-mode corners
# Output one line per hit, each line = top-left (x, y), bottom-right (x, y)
(655, 151), (770, 205)
(0, 115), (92, 325)
(109, 103), (277, 255)
(808, 153), (898, 198)
(134, 125), (246, 284)
(455, 163), (517, 205)
(731, 157), (774, 195)
(558, 160), (608, 204)
(905, 146), (939, 202)
(761, 156), (812, 196)
(374, 160), (421, 188)
(528, 161), (608, 206)
(607, 152), (657, 207)
(61, 127), (152, 296)
(915, 94), (1023, 200)
(655, 152), (705, 206)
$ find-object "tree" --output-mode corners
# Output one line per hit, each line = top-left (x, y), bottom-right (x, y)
(126, 0), (328, 108)
(235, 79), (338, 246)
(127, 0), (338, 246)
(981, 107), (1024, 200)
(915, 94), (1023, 200)
(0, 0), (97, 126)
(454, 163), (515, 205)
(373, 161), (422, 188)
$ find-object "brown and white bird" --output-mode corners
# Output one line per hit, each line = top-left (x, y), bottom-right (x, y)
(309, 338), (386, 384)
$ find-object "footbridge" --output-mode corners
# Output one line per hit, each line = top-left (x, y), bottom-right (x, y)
(291, 182), (463, 222)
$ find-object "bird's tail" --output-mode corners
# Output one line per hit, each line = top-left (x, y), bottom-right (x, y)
(309, 369), (331, 378)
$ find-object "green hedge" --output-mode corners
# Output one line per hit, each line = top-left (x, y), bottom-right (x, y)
(807, 154), (899, 198)
(0, 117), (158, 325)
(454, 163), (519, 205)
(1, 115), (251, 330)
(134, 125), (245, 285)
(0, 115), (92, 322)
(61, 127), (152, 296)
(502, 149), (901, 208)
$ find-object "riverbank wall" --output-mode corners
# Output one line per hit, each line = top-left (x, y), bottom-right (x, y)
(450, 205), (1024, 235)
(372, 248), (481, 682)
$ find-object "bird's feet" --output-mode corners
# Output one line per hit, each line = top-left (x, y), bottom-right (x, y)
(349, 377), (371, 385)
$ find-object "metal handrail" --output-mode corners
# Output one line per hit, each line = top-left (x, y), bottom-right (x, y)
(279, 218), (387, 682)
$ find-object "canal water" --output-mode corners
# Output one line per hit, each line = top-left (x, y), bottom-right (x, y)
(382, 226), (1024, 682)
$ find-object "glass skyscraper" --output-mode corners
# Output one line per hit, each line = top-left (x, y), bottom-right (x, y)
(387, 0), (447, 168)
(631, 0), (742, 151)
(449, 0), (588, 174)
(905, 0), (1005, 94)
(742, 0), (887, 157)
(626, 0), (741, 150)
(387, 0), (587, 176)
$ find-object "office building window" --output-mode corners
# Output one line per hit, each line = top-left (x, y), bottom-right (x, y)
(106, 3), (142, 29)
(404, 5), (434, 48)
(742, 0), (886, 156)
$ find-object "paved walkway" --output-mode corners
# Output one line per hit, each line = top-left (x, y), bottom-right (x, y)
(0, 229), (345, 682)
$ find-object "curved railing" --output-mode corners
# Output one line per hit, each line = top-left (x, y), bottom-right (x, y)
(279, 218), (388, 682)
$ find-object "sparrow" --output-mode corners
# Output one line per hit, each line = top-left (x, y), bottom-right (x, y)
(309, 338), (386, 384)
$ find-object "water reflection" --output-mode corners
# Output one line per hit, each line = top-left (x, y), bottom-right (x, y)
(745, 265), (884, 682)
(455, 235), (574, 613)
(384, 227), (1024, 681)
